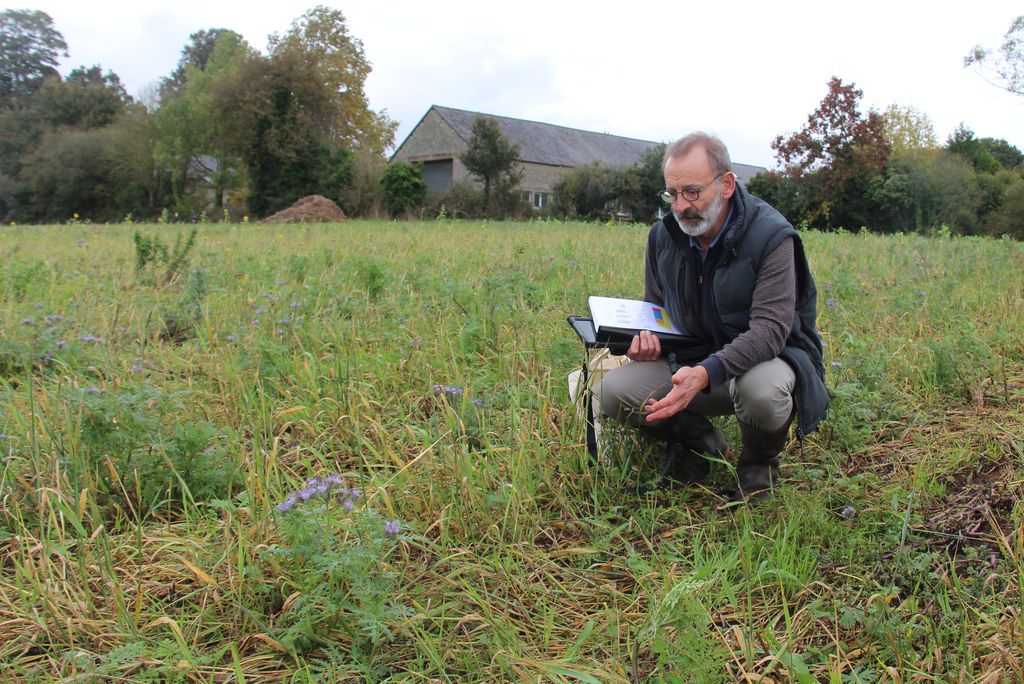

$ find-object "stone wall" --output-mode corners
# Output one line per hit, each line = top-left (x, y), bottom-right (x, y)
(392, 109), (571, 202)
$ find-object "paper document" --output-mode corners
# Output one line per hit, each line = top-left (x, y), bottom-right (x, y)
(588, 296), (684, 336)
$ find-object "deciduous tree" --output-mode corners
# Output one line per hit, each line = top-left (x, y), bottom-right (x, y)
(882, 104), (937, 154)
(965, 16), (1024, 96)
(460, 116), (522, 213)
(0, 9), (67, 107)
(771, 77), (890, 230)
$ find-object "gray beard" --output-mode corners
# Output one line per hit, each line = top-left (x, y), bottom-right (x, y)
(673, 188), (724, 238)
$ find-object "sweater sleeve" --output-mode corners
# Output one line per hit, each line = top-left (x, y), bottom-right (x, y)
(705, 237), (796, 385)
(643, 230), (664, 306)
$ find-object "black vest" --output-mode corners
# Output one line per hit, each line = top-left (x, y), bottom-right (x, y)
(648, 185), (829, 438)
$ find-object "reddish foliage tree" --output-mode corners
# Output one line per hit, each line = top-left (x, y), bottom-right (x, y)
(770, 77), (891, 230)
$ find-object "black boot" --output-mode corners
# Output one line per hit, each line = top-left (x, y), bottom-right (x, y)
(731, 417), (792, 502)
(653, 412), (728, 488)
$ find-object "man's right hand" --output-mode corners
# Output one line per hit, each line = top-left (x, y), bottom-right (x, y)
(627, 329), (661, 361)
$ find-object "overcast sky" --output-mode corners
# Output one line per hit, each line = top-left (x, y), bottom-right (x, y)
(30, 0), (1024, 168)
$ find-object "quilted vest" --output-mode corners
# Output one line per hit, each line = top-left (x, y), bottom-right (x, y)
(648, 185), (829, 437)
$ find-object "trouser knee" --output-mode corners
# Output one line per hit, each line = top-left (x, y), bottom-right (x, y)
(730, 358), (795, 432)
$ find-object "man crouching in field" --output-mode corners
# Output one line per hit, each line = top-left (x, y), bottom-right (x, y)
(597, 132), (829, 502)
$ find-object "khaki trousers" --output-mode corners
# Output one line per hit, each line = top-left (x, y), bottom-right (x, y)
(596, 357), (795, 433)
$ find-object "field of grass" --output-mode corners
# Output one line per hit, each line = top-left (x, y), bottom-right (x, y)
(1, 219), (1022, 683)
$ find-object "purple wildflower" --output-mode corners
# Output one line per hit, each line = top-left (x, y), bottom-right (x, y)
(131, 364), (144, 373)
(0, 434), (10, 440)
(277, 474), (352, 513)
(277, 318), (291, 326)
(384, 520), (401, 536)
(831, 361), (842, 367)
(79, 335), (101, 343)
(55, 339), (66, 348)
(826, 298), (838, 309)
(323, 307), (333, 314)
(44, 314), (64, 325)
(254, 307), (268, 315)
(226, 334), (235, 342)
(433, 384), (464, 398)
(342, 499), (355, 512)
(21, 317), (35, 326)
(289, 301), (299, 309)
(473, 398), (484, 408)
(276, 279), (285, 286)
(34, 302), (44, 309)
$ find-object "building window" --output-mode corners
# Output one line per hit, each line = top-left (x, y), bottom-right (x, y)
(533, 192), (549, 209)
(521, 191), (532, 203)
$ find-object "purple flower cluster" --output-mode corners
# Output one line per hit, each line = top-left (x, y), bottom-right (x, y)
(433, 383), (463, 398)
(432, 384), (484, 407)
(277, 474), (360, 513)
(826, 298), (838, 309)
(384, 520), (401, 536)
(79, 335), (101, 343)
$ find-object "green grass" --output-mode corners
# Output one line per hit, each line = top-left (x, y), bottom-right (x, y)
(1, 220), (1022, 682)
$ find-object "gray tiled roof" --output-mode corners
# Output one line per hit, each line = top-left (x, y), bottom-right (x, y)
(429, 106), (765, 183)
(433, 105), (659, 168)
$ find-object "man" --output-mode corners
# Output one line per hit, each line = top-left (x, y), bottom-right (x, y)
(597, 132), (828, 502)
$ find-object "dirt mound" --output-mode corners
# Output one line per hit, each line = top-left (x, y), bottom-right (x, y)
(261, 195), (347, 223)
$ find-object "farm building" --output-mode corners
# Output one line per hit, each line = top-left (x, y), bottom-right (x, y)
(390, 105), (767, 209)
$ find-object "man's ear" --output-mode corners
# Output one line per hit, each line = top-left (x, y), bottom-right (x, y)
(721, 171), (737, 200)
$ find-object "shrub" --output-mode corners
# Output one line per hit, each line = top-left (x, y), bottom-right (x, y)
(380, 161), (426, 217)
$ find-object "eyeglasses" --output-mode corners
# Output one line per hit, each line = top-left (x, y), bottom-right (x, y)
(660, 173), (725, 204)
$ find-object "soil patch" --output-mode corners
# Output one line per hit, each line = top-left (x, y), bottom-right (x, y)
(261, 195), (346, 223)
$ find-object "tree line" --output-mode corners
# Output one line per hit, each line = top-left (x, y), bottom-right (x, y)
(0, 7), (397, 223)
(2, 8), (1022, 236)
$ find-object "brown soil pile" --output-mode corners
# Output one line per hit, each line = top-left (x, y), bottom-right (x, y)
(261, 195), (347, 223)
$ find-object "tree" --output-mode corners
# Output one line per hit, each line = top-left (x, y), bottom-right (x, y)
(0, 9), (67, 107)
(156, 31), (254, 212)
(32, 65), (130, 129)
(460, 115), (522, 213)
(160, 28), (238, 102)
(618, 143), (667, 223)
(985, 177), (1024, 238)
(772, 77), (890, 230)
(267, 6), (395, 153)
(882, 104), (937, 154)
(552, 162), (617, 219)
(946, 123), (1001, 174)
(231, 6), (395, 216)
(380, 161), (426, 216)
(978, 137), (1023, 170)
(965, 16), (1024, 96)
(340, 147), (387, 218)
(21, 126), (119, 221)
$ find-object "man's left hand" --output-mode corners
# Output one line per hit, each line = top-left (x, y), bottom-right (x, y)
(644, 365), (709, 423)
